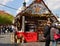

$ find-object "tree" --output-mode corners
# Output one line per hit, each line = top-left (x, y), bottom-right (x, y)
(0, 11), (14, 25)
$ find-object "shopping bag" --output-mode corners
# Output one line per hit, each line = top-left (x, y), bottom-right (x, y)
(54, 33), (60, 40)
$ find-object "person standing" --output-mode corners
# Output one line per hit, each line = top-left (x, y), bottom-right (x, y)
(43, 21), (52, 46)
(50, 23), (59, 46)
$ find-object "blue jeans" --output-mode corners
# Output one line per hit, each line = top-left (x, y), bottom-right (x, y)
(52, 40), (57, 46)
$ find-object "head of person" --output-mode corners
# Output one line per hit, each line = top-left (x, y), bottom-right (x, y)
(47, 21), (52, 26)
(51, 23), (56, 28)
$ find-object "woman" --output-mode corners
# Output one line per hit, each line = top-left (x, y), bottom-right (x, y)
(50, 23), (59, 46)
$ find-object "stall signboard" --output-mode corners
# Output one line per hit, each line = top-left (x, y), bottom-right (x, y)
(16, 31), (37, 42)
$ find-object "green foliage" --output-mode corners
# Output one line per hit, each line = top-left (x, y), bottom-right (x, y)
(0, 13), (14, 25)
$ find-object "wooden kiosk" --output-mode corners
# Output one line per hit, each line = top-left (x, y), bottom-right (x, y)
(14, 0), (58, 43)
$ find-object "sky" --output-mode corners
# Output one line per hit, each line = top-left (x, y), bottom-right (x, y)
(0, 0), (60, 17)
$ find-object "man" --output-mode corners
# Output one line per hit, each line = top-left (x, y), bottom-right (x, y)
(43, 21), (52, 46)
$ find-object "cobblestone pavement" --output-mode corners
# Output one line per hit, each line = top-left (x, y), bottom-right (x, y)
(0, 33), (60, 46)
(19, 42), (60, 46)
(0, 33), (13, 44)
(0, 42), (60, 46)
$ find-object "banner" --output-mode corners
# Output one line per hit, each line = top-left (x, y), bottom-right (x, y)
(24, 32), (37, 42)
(16, 32), (37, 42)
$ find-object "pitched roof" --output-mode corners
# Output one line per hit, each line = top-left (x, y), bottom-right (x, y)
(16, 0), (58, 22)
(16, 0), (53, 16)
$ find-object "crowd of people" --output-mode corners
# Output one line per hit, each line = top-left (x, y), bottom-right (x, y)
(0, 25), (15, 34)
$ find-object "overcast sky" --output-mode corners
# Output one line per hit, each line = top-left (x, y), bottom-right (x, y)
(0, 0), (60, 17)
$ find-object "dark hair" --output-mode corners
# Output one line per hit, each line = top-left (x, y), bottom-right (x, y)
(51, 23), (56, 28)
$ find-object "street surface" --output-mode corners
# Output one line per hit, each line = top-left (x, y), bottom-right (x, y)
(0, 42), (60, 46)
(0, 33), (60, 46)
(0, 33), (13, 44)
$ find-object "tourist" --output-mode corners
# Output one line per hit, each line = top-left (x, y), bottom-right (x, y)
(50, 23), (59, 46)
(43, 21), (52, 46)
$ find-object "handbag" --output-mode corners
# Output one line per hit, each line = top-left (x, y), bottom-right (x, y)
(54, 33), (60, 40)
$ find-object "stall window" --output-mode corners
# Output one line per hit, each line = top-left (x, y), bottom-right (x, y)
(25, 23), (35, 32)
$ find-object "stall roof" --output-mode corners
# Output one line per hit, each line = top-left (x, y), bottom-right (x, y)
(16, 0), (53, 16)
(16, 0), (58, 22)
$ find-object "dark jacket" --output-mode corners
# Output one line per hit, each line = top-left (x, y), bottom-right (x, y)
(44, 25), (51, 39)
